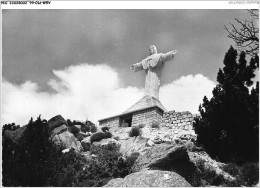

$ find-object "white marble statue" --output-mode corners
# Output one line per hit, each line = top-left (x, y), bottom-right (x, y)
(130, 45), (178, 99)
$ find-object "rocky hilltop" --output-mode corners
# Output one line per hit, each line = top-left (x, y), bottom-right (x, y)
(3, 114), (257, 187)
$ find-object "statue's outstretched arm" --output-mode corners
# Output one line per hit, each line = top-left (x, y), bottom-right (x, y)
(161, 50), (178, 62)
(130, 62), (144, 72)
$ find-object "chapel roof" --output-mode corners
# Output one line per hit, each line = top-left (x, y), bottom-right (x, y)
(122, 95), (167, 114)
(98, 95), (167, 122)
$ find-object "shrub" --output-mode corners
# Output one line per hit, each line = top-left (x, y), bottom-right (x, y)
(138, 124), (145, 128)
(90, 131), (112, 144)
(151, 120), (160, 129)
(222, 162), (259, 186)
(128, 126), (142, 137)
(84, 120), (97, 133)
(240, 162), (259, 186)
(50, 148), (87, 187)
(101, 126), (109, 132)
(222, 163), (240, 177)
(90, 124), (97, 133)
(126, 152), (140, 165)
(69, 125), (80, 135)
(81, 124), (90, 133)
(2, 123), (20, 134)
(67, 119), (74, 127)
(67, 144), (133, 186)
(2, 116), (64, 187)
(193, 158), (228, 186)
(2, 117), (134, 187)
(75, 133), (87, 142)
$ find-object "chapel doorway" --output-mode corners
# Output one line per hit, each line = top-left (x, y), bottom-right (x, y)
(120, 114), (133, 127)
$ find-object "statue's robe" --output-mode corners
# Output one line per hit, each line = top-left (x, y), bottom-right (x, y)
(133, 51), (175, 99)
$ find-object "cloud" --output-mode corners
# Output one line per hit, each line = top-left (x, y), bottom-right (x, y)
(2, 63), (216, 126)
(160, 74), (216, 113)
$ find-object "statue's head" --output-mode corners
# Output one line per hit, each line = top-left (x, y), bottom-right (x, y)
(149, 45), (157, 55)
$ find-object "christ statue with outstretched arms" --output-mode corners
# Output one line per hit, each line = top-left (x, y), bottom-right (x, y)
(130, 45), (178, 99)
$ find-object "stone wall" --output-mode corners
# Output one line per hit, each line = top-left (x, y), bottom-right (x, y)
(99, 117), (120, 131)
(132, 107), (163, 127)
(161, 110), (201, 135)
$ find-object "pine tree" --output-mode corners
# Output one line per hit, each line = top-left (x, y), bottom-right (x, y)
(194, 46), (259, 163)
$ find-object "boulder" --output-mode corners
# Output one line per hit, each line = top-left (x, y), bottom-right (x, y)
(132, 141), (235, 186)
(75, 124), (81, 130)
(133, 144), (191, 172)
(132, 143), (201, 186)
(146, 139), (155, 147)
(112, 127), (132, 140)
(47, 115), (67, 131)
(93, 138), (121, 148)
(104, 170), (191, 187)
(141, 127), (151, 138)
(104, 178), (124, 187)
(51, 124), (67, 137)
(52, 130), (82, 151)
(81, 137), (91, 151)
(120, 136), (150, 157)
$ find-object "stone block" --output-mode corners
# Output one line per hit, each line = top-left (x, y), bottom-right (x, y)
(177, 116), (182, 120)
(187, 114), (192, 118)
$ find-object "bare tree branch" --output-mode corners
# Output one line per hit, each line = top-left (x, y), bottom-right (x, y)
(225, 10), (259, 57)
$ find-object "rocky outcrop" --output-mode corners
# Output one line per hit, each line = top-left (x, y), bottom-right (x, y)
(51, 124), (67, 136)
(47, 115), (67, 131)
(132, 144), (195, 173)
(104, 170), (191, 187)
(112, 127), (132, 140)
(48, 115), (82, 151)
(52, 130), (82, 151)
(51, 131), (81, 152)
(92, 138), (121, 148)
(131, 141), (235, 186)
(120, 136), (150, 157)
(188, 151), (235, 182)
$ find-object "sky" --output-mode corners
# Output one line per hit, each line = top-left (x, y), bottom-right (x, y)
(2, 8), (257, 126)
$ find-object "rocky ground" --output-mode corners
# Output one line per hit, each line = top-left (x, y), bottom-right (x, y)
(3, 114), (256, 187)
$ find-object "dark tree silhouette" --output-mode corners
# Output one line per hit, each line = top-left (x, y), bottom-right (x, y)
(225, 10), (259, 57)
(194, 46), (259, 164)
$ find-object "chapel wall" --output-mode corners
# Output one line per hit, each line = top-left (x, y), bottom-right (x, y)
(161, 110), (201, 135)
(132, 107), (163, 127)
(99, 117), (120, 132)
